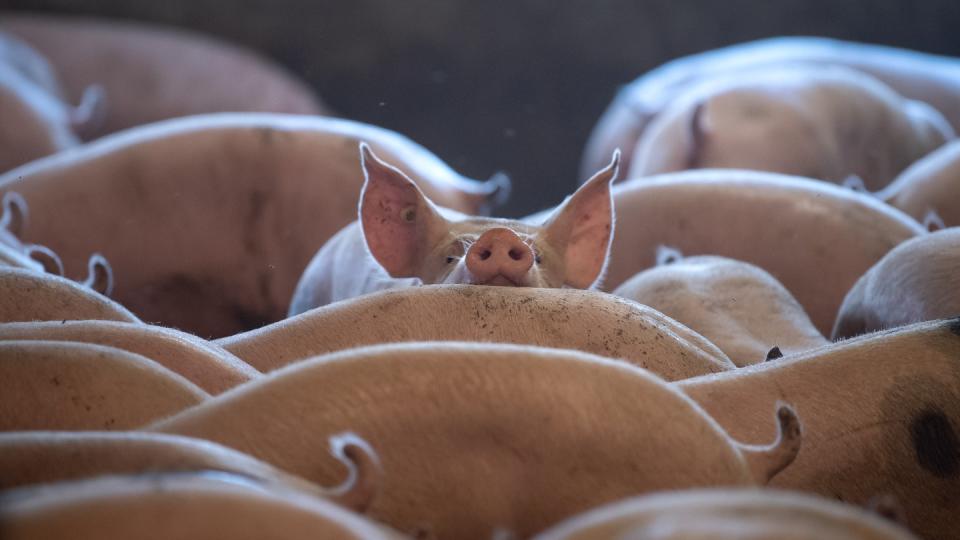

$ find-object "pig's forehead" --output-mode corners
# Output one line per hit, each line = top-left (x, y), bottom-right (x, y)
(447, 217), (540, 237)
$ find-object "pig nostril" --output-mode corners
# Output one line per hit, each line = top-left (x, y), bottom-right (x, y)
(508, 249), (525, 261)
(478, 249), (492, 261)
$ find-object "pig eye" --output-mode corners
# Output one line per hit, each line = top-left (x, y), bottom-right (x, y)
(400, 207), (416, 222)
(445, 256), (455, 264)
(535, 255), (542, 264)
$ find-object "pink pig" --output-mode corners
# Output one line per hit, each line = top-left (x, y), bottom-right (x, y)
(289, 144), (618, 314)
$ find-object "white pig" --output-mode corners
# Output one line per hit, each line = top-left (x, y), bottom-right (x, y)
(628, 65), (952, 191)
(832, 227), (960, 340)
(582, 36), (960, 178)
(0, 32), (104, 170)
(878, 140), (960, 229)
(289, 144), (618, 313)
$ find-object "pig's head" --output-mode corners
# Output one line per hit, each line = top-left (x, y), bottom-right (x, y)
(358, 143), (618, 289)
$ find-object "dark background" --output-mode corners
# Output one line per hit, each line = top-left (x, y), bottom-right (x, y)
(4, 0), (960, 216)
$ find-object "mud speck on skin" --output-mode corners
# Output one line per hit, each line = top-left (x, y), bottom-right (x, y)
(910, 408), (960, 478)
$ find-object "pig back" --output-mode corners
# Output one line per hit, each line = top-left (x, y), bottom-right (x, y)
(0, 13), (325, 139)
(151, 342), (763, 539)
(222, 285), (734, 377)
(603, 171), (924, 335)
(0, 114), (493, 338)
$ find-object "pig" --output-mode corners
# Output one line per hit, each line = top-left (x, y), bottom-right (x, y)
(583, 37), (960, 178)
(554, 170), (925, 335)
(149, 341), (801, 540)
(627, 65), (952, 191)
(0, 431), (379, 513)
(221, 285), (734, 377)
(0, 340), (207, 430)
(1, 190), (115, 297)
(0, 114), (508, 338)
(533, 488), (917, 540)
(878, 140), (960, 229)
(0, 30), (61, 95)
(0, 14), (327, 139)
(0, 471), (401, 540)
(677, 317), (960, 540)
(289, 145), (615, 313)
(832, 228), (960, 340)
(0, 321), (260, 394)
(613, 255), (828, 366)
(0, 62), (78, 172)
(0, 32), (104, 171)
(0, 191), (56, 273)
(0, 267), (138, 324)
(536, 489), (913, 540)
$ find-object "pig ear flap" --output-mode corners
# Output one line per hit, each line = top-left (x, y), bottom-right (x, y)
(542, 150), (619, 289)
(358, 142), (447, 277)
(686, 101), (710, 168)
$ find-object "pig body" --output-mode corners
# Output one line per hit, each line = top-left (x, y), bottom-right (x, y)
(0, 472), (398, 540)
(0, 321), (259, 394)
(678, 318), (960, 540)
(0, 191), (115, 291)
(1, 14), (326, 139)
(0, 114), (506, 338)
(0, 340), (207, 431)
(583, 37), (960, 177)
(879, 140), (960, 228)
(289, 145), (616, 313)
(0, 55), (78, 171)
(0, 31), (104, 170)
(150, 342), (800, 540)
(535, 170), (924, 335)
(0, 30), (61, 95)
(0, 192), (47, 272)
(832, 228), (960, 340)
(629, 65), (952, 191)
(223, 285), (734, 377)
(0, 431), (379, 513)
(534, 489), (916, 540)
(0, 268), (138, 324)
(614, 255), (828, 366)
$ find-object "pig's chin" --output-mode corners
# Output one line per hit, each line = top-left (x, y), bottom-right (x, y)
(473, 274), (524, 287)
(440, 265), (533, 287)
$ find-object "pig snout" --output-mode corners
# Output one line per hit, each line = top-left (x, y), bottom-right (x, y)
(466, 228), (533, 285)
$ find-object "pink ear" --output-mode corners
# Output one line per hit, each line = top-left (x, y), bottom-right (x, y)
(542, 150), (619, 288)
(358, 143), (446, 277)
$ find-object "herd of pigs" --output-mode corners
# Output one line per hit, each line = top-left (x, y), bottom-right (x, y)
(1, 11), (959, 540)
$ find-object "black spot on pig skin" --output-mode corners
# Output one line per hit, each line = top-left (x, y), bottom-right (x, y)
(765, 346), (783, 361)
(910, 409), (960, 478)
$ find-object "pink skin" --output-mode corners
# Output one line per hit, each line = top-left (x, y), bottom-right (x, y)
(582, 36), (960, 180)
(464, 228), (533, 285)
(1, 15), (323, 140)
(879, 139), (960, 229)
(628, 65), (952, 192)
(288, 144), (619, 313)
(0, 32), (105, 171)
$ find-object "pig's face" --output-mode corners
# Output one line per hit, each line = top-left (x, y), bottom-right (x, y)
(415, 217), (566, 288)
(358, 143), (619, 289)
